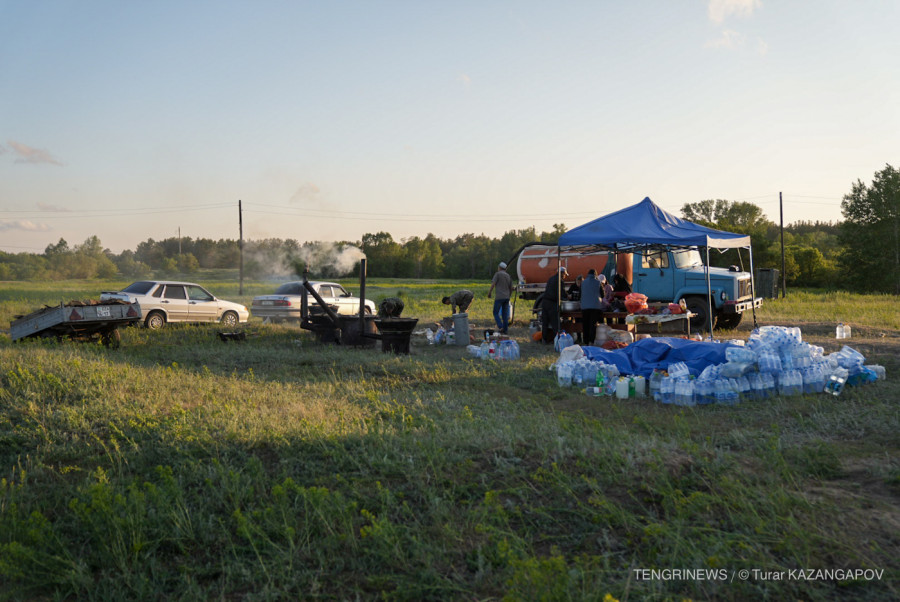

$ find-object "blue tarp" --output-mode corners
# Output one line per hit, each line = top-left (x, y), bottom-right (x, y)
(582, 337), (738, 378)
(558, 197), (750, 250)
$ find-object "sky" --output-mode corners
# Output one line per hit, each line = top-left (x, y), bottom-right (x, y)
(1, 0), (898, 254)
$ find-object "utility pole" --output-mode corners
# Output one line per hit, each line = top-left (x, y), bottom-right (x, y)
(178, 227), (181, 255)
(239, 200), (243, 294)
(779, 192), (786, 298)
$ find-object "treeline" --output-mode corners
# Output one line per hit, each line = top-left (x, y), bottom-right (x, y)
(5, 161), (899, 294)
(0, 220), (837, 286)
(0, 225), (569, 282)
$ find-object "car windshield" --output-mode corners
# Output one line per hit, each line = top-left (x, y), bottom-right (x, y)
(672, 249), (704, 268)
(274, 282), (304, 295)
(122, 281), (157, 294)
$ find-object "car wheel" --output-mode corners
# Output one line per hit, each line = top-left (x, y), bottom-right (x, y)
(221, 311), (239, 327)
(364, 306), (372, 315)
(145, 311), (166, 330)
(684, 296), (717, 332)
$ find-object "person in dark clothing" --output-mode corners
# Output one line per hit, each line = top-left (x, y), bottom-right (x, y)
(566, 275), (583, 300)
(540, 266), (567, 344)
(580, 269), (602, 346)
(613, 274), (632, 294)
(442, 290), (474, 314)
(378, 297), (404, 317)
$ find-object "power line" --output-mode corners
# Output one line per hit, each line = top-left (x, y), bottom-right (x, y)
(243, 208), (599, 223)
(243, 201), (607, 220)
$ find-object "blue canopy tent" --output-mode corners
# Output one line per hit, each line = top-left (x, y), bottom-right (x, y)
(557, 197), (758, 335)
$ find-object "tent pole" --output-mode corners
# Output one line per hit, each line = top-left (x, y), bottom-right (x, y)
(556, 246), (562, 343)
(705, 245), (714, 339)
(749, 246), (758, 330)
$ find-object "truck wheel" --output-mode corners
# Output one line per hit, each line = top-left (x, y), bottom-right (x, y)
(145, 311), (166, 330)
(684, 296), (717, 332)
(717, 312), (743, 330)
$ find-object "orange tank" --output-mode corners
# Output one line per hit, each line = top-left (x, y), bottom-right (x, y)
(516, 245), (611, 287)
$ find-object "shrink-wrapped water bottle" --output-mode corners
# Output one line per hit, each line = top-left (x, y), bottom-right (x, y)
(668, 361), (689, 379)
(748, 373), (764, 400)
(726, 346), (757, 364)
(714, 379), (730, 404)
(660, 376), (675, 404)
(825, 367), (849, 395)
(736, 376), (751, 401)
(556, 362), (573, 387)
(866, 365), (886, 380)
(675, 379), (695, 406)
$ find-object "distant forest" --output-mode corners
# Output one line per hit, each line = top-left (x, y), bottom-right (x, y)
(0, 212), (842, 288)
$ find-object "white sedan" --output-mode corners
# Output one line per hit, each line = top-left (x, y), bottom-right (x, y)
(251, 281), (376, 322)
(100, 281), (249, 329)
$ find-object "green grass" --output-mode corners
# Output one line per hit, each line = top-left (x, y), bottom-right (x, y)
(1, 277), (899, 600)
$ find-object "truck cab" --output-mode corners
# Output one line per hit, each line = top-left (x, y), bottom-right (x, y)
(633, 248), (761, 330)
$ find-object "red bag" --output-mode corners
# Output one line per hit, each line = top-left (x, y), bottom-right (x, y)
(624, 292), (648, 314)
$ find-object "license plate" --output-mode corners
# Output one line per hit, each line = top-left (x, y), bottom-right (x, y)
(262, 300), (274, 306)
(97, 306), (111, 317)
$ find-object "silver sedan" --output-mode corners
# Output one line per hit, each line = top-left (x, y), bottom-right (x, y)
(251, 281), (376, 322)
(100, 280), (249, 329)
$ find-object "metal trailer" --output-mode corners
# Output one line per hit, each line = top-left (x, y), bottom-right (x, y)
(10, 301), (142, 348)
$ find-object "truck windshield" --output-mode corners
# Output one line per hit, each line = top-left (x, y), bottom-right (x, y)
(672, 249), (703, 268)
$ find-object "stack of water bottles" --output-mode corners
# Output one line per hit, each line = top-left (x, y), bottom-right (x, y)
(476, 338), (521, 360)
(651, 325), (885, 406)
(555, 357), (620, 395)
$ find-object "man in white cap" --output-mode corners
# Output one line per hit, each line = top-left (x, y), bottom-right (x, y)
(487, 261), (513, 334)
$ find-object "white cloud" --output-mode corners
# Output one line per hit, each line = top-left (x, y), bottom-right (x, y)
(756, 37), (769, 55)
(457, 73), (472, 88)
(704, 29), (746, 50)
(0, 220), (51, 232)
(7, 140), (63, 166)
(708, 0), (761, 24)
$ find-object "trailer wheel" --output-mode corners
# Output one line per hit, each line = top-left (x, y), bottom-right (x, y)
(145, 311), (166, 330)
(717, 312), (742, 330)
(684, 296), (717, 332)
(101, 329), (121, 349)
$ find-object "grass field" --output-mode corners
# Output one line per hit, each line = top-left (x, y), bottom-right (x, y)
(1, 276), (898, 600)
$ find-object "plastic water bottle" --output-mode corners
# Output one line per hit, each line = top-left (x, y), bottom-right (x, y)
(843, 323), (851, 339)
(836, 322), (845, 339)
(616, 377), (630, 399)
(633, 375), (646, 398)
(649, 369), (664, 401)
(480, 340), (490, 360)
(628, 376), (636, 398)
